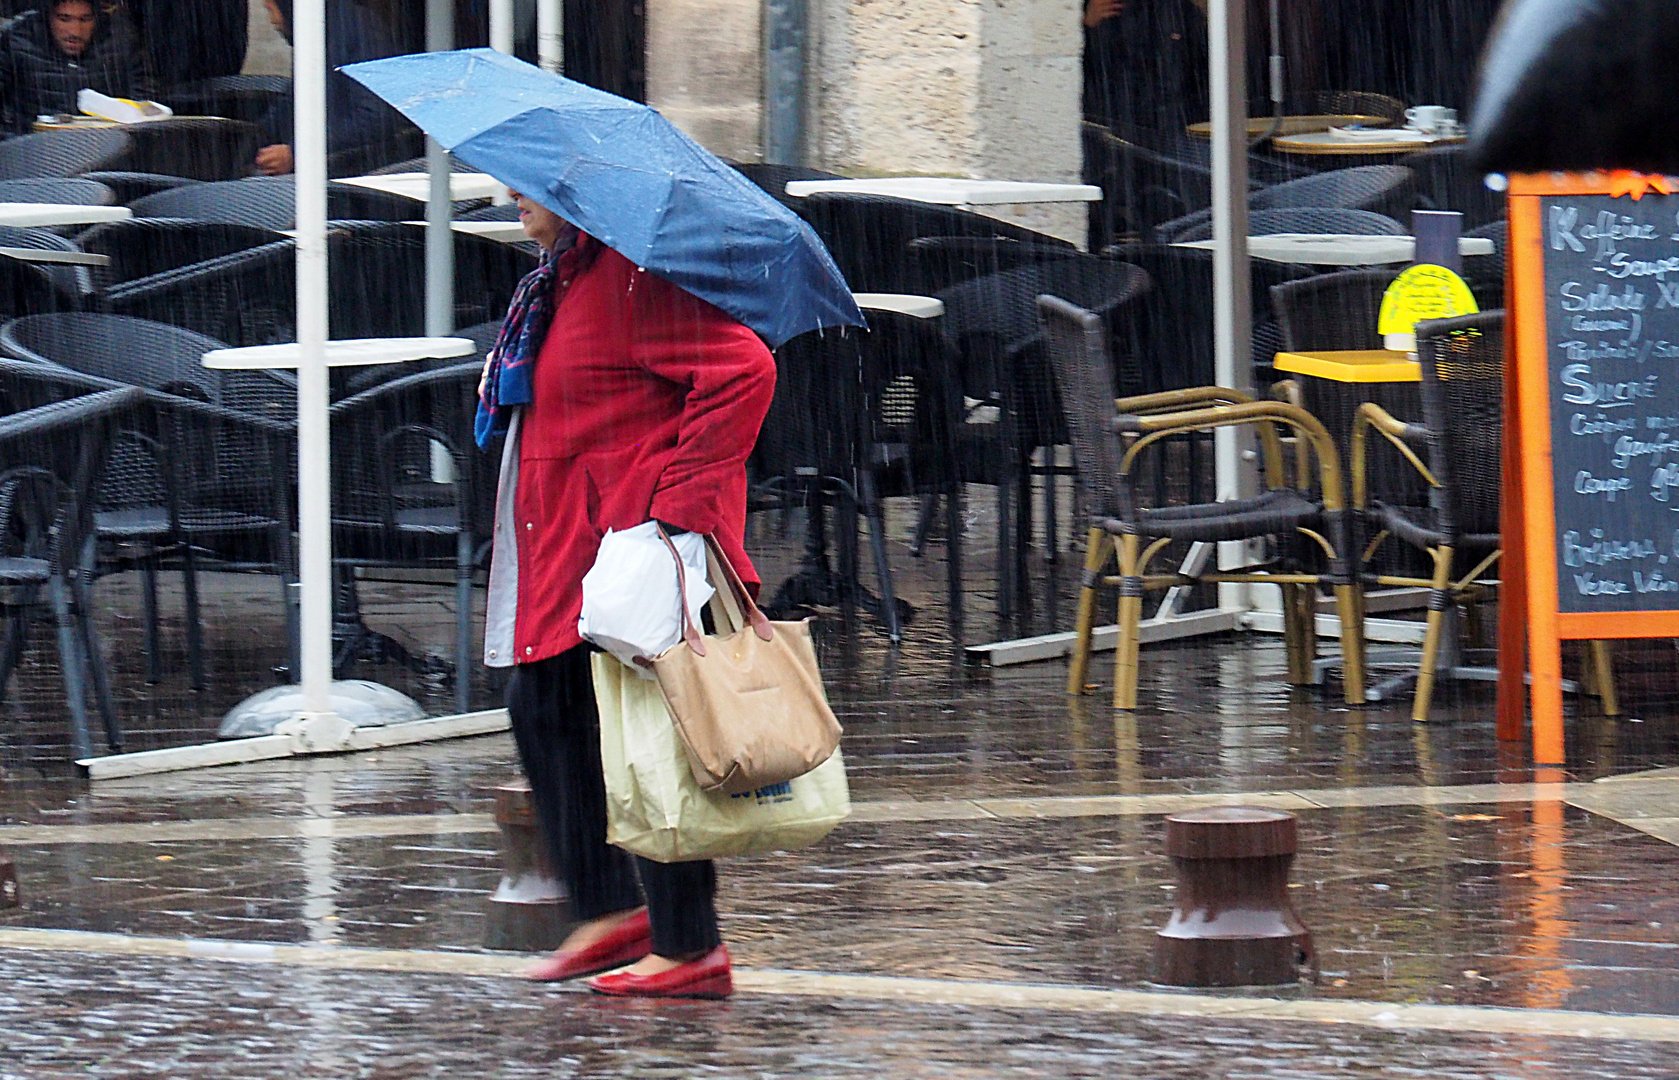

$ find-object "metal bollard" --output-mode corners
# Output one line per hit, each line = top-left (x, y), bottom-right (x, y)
(483, 780), (571, 951)
(0, 849), (17, 909)
(1152, 806), (1315, 986)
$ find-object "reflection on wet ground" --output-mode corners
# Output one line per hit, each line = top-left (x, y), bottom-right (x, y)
(4, 499), (1679, 1074)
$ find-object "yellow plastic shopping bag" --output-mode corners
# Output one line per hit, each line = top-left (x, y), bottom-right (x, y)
(593, 652), (850, 862)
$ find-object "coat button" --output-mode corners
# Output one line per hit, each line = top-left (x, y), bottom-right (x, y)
(525, 522), (533, 531)
(488, 649), (497, 659)
(525, 646), (533, 655)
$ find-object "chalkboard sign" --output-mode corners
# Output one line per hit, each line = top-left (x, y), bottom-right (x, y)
(1506, 172), (1679, 767)
(1541, 190), (1679, 613)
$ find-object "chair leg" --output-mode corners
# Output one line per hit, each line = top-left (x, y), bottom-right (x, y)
(1042, 448), (1058, 565)
(456, 531), (474, 715)
(996, 474), (1015, 624)
(1411, 546), (1454, 723)
(1589, 640), (1620, 716)
(140, 546), (161, 684)
(47, 573), (95, 761)
(72, 542), (121, 751)
(1334, 580), (1365, 706)
(910, 493), (939, 558)
(945, 486), (964, 646)
(180, 539), (205, 691)
(858, 469), (901, 644)
(1113, 534), (1143, 711)
(1068, 525), (1107, 696)
(0, 606), (29, 708)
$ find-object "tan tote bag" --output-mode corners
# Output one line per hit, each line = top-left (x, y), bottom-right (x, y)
(649, 530), (841, 796)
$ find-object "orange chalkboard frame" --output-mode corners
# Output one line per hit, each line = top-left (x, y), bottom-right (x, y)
(1505, 172), (1679, 765)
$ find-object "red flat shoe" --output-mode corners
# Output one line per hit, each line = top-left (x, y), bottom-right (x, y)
(527, 909), (652, 982)
(586, 944), (733, 999)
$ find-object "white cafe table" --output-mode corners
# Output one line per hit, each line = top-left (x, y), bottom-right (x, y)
(403, 219), (530, 244)
(1172, 233), (1496, 267)
(203, 336), (476, 371)
(0, 203), (131, 229)
(338, 172), (507, 203)
(853, 292), (943, 319)
(0, 247), (109, 266)
(783, 177), (1102, 209)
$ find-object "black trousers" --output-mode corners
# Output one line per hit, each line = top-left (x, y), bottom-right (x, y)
(505, 646), (721, 957)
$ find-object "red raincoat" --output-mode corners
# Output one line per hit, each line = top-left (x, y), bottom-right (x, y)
(501, 234), (777, 664)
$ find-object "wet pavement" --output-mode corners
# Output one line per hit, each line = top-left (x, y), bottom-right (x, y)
(4, 497), (1679, 1074)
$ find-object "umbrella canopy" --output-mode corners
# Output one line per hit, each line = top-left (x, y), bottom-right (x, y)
(342, 49), (864, 347)
(1470, 0), (1679, 173)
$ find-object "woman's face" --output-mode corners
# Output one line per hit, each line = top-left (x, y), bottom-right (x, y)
(508, 190), (566, 252)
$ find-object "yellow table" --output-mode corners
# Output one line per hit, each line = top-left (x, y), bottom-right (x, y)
(1273, 349), (1418, 383)
(1185, 115), (1386, 138)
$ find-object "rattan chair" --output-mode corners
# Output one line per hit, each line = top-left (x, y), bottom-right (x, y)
(113, 118), (262, 182)
(1162, 208), (1405, 244)
(1152, 166), (1417, 243)
(1042, 295), (1364, 709)
(0, 387), (146, 759)
(0, 128), (131, 181)
(329, 361), (484, 710)
(78, 171), (197, 204)
(129, 176), (422, 230)
(1350, 311), (1616, 722)
(800, 191), (1073, 295)
(730, 162), (844, 209)
(155, 75), (290, 125)
(0, 257), (74, 319)
(76, 218), (288, 290)
(1308, 91), (1406, 126)
(0, 226), (92, 303)
(0, 178), (114, 206)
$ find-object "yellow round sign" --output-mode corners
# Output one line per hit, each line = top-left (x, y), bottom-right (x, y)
(1377, 264), (1479, 343)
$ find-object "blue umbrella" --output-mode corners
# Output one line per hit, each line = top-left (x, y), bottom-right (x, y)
(341, 48), (864, 347)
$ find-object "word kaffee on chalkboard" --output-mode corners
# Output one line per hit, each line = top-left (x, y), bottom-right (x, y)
(1543, 191), (1679, 613)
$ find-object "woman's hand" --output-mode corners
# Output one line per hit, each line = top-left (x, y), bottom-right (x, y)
(478, 351), (495, 402)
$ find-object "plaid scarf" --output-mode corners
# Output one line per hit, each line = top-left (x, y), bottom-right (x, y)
(474, 226), (578, 447)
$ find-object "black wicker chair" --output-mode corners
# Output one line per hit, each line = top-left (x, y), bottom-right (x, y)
(0, 178), (114, 206)
(98, 238), (295, 346)
(1306, 91), (1406, 126)
(329, 361), (484, 711)
(112, 118), (262, 182)
(1152, 165), (1418, 243)
(76, 218), (288, 290)
(1349, 311), (1616, 721)
(1162, 208), (1406, 244)
(1042, 295), (1364, 709)
(128, 176), (423, 230)
(730, 162), (844, 209)
(0, 257), (75, 319)
(155, 75), (291, 125)
(1397, 144), (1506, 230)
(78, 171), (197, 204)
(0, 226), (93, 304)
(0, 387), (147, 759)
(799, 191), (1074, 295)
(0, 128), (131, 181)
(0, 317), (298, 689)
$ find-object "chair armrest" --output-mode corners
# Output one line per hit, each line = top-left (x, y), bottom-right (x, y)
(0, 388), (146, 445)
(1115, 386), (1256, 415)
(1270, 380), (1311, 490)
(329, 360), (482, 419)
(150, 392), (297, 438)
(1112, 399), (1346, 509)
(1350, 401), (1435, 511)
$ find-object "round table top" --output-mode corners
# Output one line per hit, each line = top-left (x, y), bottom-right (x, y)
(0, 202), (132, 228)
(202, 336), (477, 371)
(339, 172), (506, 203)
(1185, 114), (1387, 138)
(853, 293), (944, 319)
(784, 177), (1102, 206)
(1270, 130), (1467, 155)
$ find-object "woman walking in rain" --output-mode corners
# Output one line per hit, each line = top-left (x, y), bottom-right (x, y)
(477, 190), (776, 1000)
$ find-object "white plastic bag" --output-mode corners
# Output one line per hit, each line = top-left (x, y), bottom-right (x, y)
(593, 653), (850, 861)
(578, 521), (713, 677)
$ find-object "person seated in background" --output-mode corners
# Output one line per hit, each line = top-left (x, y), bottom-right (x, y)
(0, 0), (153, 134)
(253, 0), (408, 175)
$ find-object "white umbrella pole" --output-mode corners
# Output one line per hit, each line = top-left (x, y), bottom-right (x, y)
(537, 0), (562, 72)
(1209, 0), (1254, 610)
(292, 0), (337, 728)
(489, 0), (514, 54)
(426, 0), (454, 338)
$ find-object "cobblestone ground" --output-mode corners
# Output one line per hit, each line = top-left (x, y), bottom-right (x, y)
(3, 500), (1679, 1075)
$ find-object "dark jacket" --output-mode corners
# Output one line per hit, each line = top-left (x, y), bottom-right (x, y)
(0, 3), (154, 134)
(258, 0), (405, 160)
(128, 0), (247, 88)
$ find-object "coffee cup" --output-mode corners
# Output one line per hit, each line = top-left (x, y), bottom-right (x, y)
(1405, 105), (1455, 134)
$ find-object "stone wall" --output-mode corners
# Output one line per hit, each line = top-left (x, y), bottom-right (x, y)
(645, 0), (765, 163)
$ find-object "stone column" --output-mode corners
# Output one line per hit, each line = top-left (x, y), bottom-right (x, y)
(645, 0), (765, 162)
(809, 0), (1085, 242)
